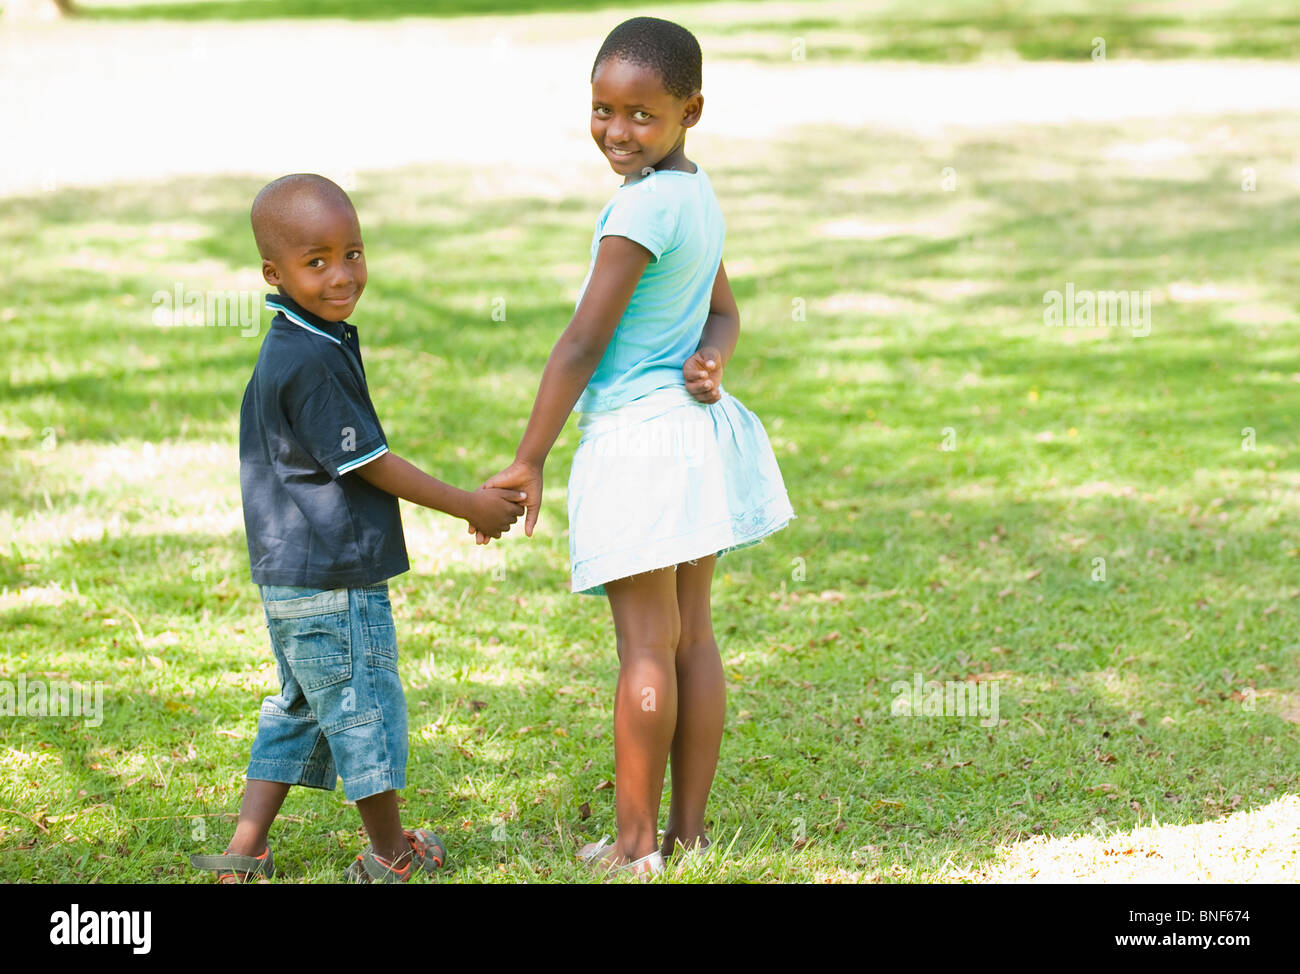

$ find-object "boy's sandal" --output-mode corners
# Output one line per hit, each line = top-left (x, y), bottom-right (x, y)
(189, 845), (274, 884)
(345, 828), (446, 884)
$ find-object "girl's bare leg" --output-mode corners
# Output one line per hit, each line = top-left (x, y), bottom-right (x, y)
(661, 555), (723, 857)
(600, 567), (681, 864)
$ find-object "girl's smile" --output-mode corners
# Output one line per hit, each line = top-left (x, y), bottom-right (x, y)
(590, 56), (703, 181)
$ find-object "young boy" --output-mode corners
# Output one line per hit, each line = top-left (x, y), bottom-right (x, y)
(189, 173), (526, 883)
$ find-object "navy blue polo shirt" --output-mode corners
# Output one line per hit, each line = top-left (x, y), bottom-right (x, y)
(239, 292), (409, 588)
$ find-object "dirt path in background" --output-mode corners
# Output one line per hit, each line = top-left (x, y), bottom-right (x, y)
(2, 14), (1299, 197)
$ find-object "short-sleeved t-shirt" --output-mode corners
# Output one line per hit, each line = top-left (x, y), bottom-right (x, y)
(573, 165), (725, 414)
(239, 292), (409, 588)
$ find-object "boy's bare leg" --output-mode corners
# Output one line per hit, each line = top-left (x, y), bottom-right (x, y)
(225, 781), (408, 873)
(602, 567), (681, 864)
(661, 555), (723, 857)
(226, 778), (291, 858)
(356, 790), (411, 866)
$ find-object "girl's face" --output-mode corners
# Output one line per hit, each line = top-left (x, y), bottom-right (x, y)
(590, 57), (702, 176)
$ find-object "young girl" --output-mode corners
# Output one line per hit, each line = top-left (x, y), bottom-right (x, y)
(479, 16), (794, 877)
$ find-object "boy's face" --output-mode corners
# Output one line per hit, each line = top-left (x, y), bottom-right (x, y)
(591, 57), (701, 176)
(261, 198), (366, 322)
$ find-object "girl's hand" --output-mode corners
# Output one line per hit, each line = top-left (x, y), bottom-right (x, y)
(684, 346), (724, 403)
(471, 459), (543, 543)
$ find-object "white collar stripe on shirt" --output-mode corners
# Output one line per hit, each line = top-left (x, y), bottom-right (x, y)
(265, 297), (343, 345)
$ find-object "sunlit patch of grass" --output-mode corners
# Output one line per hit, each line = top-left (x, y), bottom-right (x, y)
(966, 793), (1300, 882)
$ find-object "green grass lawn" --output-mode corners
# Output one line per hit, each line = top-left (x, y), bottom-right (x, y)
(2, 100), (1299, 880)
(72, 0), (1300, 61)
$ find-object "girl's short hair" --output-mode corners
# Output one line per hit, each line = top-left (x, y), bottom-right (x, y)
(591, 16), (702, 100)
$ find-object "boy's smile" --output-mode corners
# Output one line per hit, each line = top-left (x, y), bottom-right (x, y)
(590, 57), (702, 182)
(261, 198), (366, 322)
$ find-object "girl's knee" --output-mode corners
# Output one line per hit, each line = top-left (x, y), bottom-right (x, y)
(616, 635), (679, 664)
(675, 636), (719, 663)
(615, 616), (680, 657)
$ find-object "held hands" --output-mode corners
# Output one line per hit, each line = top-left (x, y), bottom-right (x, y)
(684, 346), (724, 404)
(469, 458), (543, 545)
(466, 486), (527, 545)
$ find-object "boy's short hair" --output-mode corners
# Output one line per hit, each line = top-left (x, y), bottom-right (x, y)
(250, 173), (355, 261)
(591, 16), (702, 100)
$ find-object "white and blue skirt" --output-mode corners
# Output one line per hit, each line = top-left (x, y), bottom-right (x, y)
(567, 383), (795, 596)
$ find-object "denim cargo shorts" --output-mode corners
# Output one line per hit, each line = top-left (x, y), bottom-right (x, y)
(246, 583), (408, 801)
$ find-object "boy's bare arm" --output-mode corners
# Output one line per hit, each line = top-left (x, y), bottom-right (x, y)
(354, 451), (524, 538)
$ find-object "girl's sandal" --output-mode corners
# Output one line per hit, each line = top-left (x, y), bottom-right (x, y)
(578, 835), (615, 864)
(345, 828), (446, 883)
(667, 836), (711, 859)
(616, 850), (665, 879)
(578, 836), (665, 880)
(189, 845), (274, 884)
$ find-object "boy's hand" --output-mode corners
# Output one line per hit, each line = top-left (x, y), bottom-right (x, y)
(466, 487), (526, 543)
(684, 346), (724, 403)
(471, 459), (543, 544)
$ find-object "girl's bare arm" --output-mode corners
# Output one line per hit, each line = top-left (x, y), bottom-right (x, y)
(479, 234), (652, 536)
(684, 260), (738, 403)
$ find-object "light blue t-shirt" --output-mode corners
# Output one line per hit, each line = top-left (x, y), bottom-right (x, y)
(573, 165), (725, 414)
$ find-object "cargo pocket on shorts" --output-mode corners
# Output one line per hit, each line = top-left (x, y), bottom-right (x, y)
(264, 588), (354, 693)
(363, 585), (399, 674)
